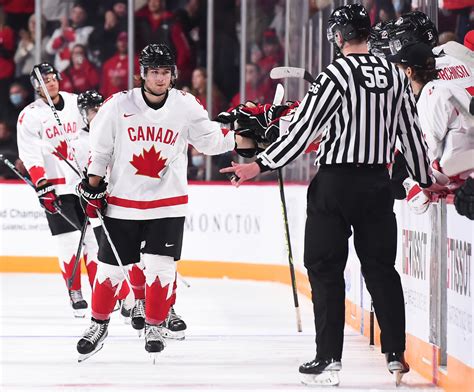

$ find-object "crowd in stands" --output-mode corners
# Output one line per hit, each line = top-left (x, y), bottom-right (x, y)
(0, 0), (472, 184)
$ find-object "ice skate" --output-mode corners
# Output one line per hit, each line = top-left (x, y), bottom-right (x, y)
(145, 323), (166, 364)
(131, 299), (145, 336)
(161, 306), (186, 340)
(386, 352), (410, 386)
(77, 318), (109, 362)
(299, 357), (342, 386)
(69, 289), (88, 318)
(120, 299), (132, 324)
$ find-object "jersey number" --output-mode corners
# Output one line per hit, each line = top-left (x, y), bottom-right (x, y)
(360, 66), (389, 88)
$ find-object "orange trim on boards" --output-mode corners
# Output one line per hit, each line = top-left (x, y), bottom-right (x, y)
(0, 256), (472, 390)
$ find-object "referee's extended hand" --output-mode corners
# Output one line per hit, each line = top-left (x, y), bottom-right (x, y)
(220, 161), (261, 187)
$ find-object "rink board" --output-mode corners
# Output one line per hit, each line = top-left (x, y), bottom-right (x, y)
(0, 181), (473, 391)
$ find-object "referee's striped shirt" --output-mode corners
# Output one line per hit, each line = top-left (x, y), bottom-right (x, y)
(256, 53), (432, 187)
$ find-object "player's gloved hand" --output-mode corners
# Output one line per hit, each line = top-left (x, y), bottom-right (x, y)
(403, 178), (431, 214)
(77, 178), (108, 218)
(454, 176), (474, 220)
(36, 182), (60, 214)
(213, 104), (243, 124)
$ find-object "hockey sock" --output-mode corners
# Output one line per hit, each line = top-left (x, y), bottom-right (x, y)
(143, 254), (176, 325)
(55, 231), (82, 291)
(129, 262), (146, 299)
(92, 263), (125, 320)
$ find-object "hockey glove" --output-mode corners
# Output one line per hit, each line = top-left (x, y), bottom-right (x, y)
(403, 178), (430, 215)
(77, 178), (108, 218)
(454, 177), (474, 220)
(36, 182), (60, 214)
(213, 105), (243, 124)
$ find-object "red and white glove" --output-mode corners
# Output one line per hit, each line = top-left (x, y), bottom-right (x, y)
(77, 178), (108, 218)
(403, 178), (431, 214)
(36, 182), (60, 214)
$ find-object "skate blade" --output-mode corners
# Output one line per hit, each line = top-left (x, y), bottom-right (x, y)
(136, 329), (144, 338)
(300, 371), (340, 386)
(161, 329), (185, 340)
(149, 352), (161, 365)
(78, 342), (104, 363)
(394, 370), (405, 386)
(73, 309), (87, 318)
(122, 315), (131, 325)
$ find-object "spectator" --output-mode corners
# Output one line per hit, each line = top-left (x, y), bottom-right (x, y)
(100, 32), (139, 99)
(190, 67), (226, 118)
(0, 121), (22, 179)
(136, 0), (194, 85)
(46, 2), (94, 72)
(257, 28), (284, 77)
(89, 0), (127, 65)
(175, 0), (201, 64)
(1, 0), (34, 32)
(41, 0), (70, 36)
(0, 7), (15, 109)
(229, 63), (272, 107)
(188, 146), (205, 180)
(61, 44), (100, 94)
(14, 14), (51, 79)
(0, 81), (31, 130)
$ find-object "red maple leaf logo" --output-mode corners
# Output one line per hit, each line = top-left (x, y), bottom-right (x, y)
(53, 140), (68, 160)
(130, 146), (167, 178)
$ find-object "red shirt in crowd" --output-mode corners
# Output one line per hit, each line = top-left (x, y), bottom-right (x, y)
(61, 60), (100, 94)
(0, 25), (15, 80)
(0, 0), (34, 14)
(101, 54), (139, 99)
(135, 7), (193, 84)
(229, 80), (273, 108)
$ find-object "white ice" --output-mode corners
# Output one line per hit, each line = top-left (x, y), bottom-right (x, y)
(0, 273), (440, 391)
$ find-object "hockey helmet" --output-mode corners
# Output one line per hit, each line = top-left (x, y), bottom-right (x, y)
(139, 43), (177, 82)
(327, 3), (371, 44)
(368, 21), (394, 58)
(30, 62), (61, 91)
(77, 90), (104, 123)
(388, 11), (438, 54)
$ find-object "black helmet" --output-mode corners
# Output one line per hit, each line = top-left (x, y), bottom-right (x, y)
(327, 3), (371, 44)
(30, 62), (61, 91)
(388, 11), (438, 54)
(139, 44), (177, 81)
(77, 90), (104, 124)
(368, 21), (395, 58)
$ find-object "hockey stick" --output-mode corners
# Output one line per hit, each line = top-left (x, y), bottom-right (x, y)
(270, 83), (303, 333)
(0, 154), (81, 231)
(67, 215), (89, 289)
(270, 66), (316, 84)
(33, 67), (83, 176)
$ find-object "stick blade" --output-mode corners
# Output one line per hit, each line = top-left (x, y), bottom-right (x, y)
(270, 66), (306, 80)
(273, 83), (285, 105)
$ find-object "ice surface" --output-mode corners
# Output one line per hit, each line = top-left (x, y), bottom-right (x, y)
(0, 274), (439, 391)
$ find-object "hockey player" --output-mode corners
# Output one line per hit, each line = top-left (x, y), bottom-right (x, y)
(76, 43), (256, 362)
(77, 89), (135, 319)
(16, 63), (99, 317)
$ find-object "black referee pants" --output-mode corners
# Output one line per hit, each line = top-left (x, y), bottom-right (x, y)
(304, 165), (406, 360)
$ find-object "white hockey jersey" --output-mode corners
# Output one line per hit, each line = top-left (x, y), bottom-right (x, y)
(17, 92), (85, 195)
(417, 79), (474, 177)
(433, 49), (474, 90)
(88, 88), (236, 220)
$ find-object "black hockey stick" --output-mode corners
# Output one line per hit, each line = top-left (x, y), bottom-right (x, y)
(277, 170), (303, 332)
(270, 66), (316, 84)
(0, 154), (81, 231)
(67, 215), (89, 289)
(271, 84), (303, 332)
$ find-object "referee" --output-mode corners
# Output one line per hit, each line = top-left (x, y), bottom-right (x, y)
(221, 3), (432, 387)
